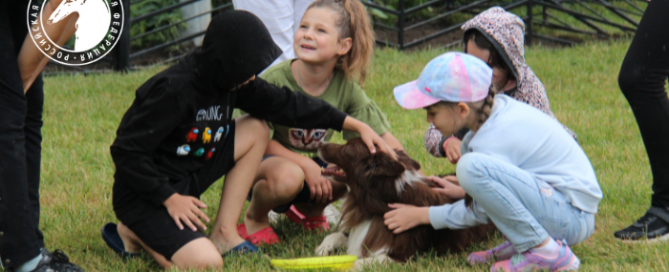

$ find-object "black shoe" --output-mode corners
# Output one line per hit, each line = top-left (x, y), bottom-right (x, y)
(26, 248), (85, 272)
(614, 206), (669, 243)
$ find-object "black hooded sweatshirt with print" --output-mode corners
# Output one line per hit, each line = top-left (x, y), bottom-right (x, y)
(110, 11), (347, 221)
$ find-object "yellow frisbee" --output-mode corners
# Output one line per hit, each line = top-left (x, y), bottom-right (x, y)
(270, 255), (357, 270)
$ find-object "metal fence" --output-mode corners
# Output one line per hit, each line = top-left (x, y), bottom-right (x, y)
(53, 0), (644, 73)
(362, 0), (642, 50)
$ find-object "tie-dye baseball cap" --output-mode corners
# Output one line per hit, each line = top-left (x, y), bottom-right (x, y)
(394, 52), (493, 109)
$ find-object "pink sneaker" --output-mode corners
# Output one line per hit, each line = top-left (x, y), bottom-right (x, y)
(468, 239), (517, 265)
(491, 240), (580, 272)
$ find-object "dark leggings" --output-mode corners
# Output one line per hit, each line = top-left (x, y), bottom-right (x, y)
(618, 0), (669, 208)
(0, 0), (45, 268)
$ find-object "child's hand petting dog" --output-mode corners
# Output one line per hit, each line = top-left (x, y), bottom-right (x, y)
(445, 137), (462, 164)
(429, 176), (466, 199)
(383, 204), (430, 234)
(342, 116), (397, 160)
(303, 159), (333, 203)
(163, 193), (209, 231)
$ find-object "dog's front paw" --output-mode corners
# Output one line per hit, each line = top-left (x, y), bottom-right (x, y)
(352, 259), (366, 271)
(316, 232), (348, 256)
(315, 244), (334, 256)
(352, 254), (392, 271)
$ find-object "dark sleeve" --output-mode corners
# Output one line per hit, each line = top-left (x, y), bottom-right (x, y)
(110, 81), (184, 206)
(454, 128), (469, 140)
(430, 127), (469, 157)
(235, 77), (347, 131)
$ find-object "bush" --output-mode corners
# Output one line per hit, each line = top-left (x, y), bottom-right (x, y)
(368, 0), (445, 25)
(130, 0), (185, 50)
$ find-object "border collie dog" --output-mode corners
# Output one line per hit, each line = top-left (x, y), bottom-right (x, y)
(316, 138), (494, 269)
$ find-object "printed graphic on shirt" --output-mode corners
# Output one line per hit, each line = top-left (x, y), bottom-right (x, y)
(203, 127), (212, 144)
(186, 128), (199, 143)
(196, 106), (223, 122)
(194, 147), (205, 157)
(224, 124), (230, 138)
(176, 144), (190, 156)
(214, 126), (224, 142)
(288, 128), (327, 150)
(206, 148), (216, 160)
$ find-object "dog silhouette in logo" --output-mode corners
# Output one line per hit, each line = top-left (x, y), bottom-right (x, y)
(214, 127), (224, 142)
(176, 144), (190, 156)
(202, 127), (212, 144)
(186, 128), (199, 143)
(206, 148), (216, 160)
(289, 128), (327, 149)
(47, 0), (111, 51)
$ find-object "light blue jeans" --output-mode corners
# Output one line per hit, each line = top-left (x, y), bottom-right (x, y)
(457, 153), (596, 253)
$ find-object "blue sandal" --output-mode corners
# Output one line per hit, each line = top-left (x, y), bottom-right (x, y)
(223, 240), (261, 257)
(101, 222), (140, 259)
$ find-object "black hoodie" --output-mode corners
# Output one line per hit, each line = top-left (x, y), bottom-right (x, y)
(110, 11), (347, 217)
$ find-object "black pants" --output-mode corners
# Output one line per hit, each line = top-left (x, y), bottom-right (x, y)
(618, 0), (669, 208)
(0, 0), (46, 268)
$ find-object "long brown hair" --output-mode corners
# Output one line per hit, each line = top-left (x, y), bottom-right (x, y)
(307, 0), (375, 86)
(435, 86), (496, 131)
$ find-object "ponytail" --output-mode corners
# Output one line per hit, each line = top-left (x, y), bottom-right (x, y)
(307, 0), (374, 86)
(473, 87), (496, 131)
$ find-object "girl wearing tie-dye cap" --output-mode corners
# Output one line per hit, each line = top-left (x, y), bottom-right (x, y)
(384, 52), (601, 272)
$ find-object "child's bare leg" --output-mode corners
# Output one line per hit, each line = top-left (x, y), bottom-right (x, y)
(244, 157), (306, 234)
(117, 222), (142, 254)
(119, 219), (222, 270)
(210, 115), (270, 253)
(18, 0), (78, 91)
(117, 222), (172, 268)
(170, 238), (223, 270)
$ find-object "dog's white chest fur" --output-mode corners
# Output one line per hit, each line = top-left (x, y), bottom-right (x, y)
(395, 170), (424, 195)
(346, 219), (372, 256)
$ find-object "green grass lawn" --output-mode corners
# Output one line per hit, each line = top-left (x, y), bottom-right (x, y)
(36, 39), (669, 271)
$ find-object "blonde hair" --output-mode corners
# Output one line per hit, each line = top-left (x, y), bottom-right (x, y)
(435, 86), (496, 130)
(307, 0), (375, 86)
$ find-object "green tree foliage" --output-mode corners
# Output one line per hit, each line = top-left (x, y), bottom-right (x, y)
(130, 0), (185, 50)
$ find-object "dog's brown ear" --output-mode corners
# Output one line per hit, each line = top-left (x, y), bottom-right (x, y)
(360, 152), (406, 181)
(409, 158), (421, 171)
(396, 150), (421, 171)
(354, 152), (407, 213)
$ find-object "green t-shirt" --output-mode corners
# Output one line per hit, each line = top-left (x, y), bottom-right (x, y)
(234, 59), (390, 158)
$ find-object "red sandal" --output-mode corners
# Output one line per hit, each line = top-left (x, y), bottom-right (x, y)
(285, 205), (330, 231)
(237, 223), (280, 245)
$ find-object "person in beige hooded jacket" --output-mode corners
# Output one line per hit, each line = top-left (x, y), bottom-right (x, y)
(424, 7), (576, 168)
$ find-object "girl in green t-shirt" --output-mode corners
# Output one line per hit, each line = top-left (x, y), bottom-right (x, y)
(237, 0), (406, 245)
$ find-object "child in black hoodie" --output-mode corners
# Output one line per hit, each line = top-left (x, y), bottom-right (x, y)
(102, 11), (392, 270)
